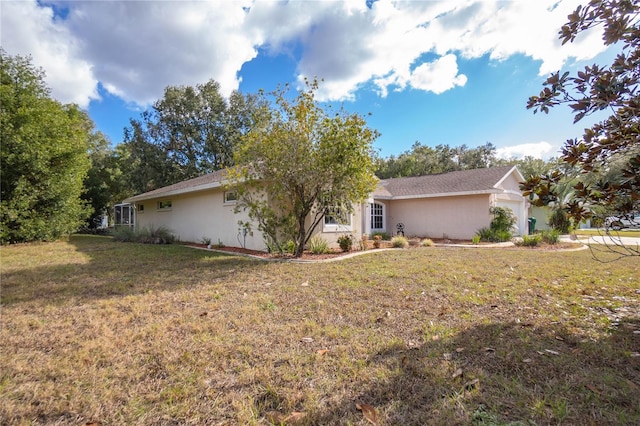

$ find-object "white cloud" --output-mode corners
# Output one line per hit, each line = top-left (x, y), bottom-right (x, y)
(0, 0), (609, 107)
(495, 141), (559, 160)
(1, 1), (98, 108)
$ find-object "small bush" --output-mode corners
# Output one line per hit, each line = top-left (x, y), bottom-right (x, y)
(541, 229), (560, 244)
(548, 208), (573, 233)
(519, 234), (542, 247)
(371, 231), (390, 241)
(391, 236), (409, 248)
(472, 234), (481, 245)
(201, 236), (212, 245)
(113, 225), (175, 244)
(308, 235), (331, 254)
(477, 227), (512, 243)
(337, 234), (354, 252)
(420, 238), (434, 247)
(372, 234), (382, 248)
(113, 226), (136, 242)
(283, 240), (296, 254)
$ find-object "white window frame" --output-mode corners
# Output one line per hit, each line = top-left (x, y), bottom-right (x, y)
(370, 202), (384, 231)
(224, 191), (238, 204)
(323, 206), (353, 232)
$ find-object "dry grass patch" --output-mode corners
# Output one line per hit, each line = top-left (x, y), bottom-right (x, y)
(1, 236), (639, 425)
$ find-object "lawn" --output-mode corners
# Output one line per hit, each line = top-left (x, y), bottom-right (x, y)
(1, 235), (639, 425)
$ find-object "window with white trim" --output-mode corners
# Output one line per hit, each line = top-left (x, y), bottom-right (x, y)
(371, 202), (384, 230)
(137, 204), (144, 213)
(224, 191), (238, 204)
(323, 205), (352, 231)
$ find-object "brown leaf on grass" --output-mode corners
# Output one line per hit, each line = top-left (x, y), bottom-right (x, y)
(452, 368), (463, 379)
(317, 349), (330, 356)
(284, 411), (307, 423)
(199, 312), (208, 317)
(463, 378), (480, 391)
(265, 410), (286, 423)
(300, 337), (314, 343)
(356, 403), (378, 425)
(585, 384), (600, 394)
(455, 347), (465, 353)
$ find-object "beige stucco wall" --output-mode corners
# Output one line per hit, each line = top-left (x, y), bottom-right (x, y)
(384, 194), (492, 240)
(133, 188), (265, 251)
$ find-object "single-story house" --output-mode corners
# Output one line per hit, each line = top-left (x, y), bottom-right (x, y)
(122, 165), (528, 250)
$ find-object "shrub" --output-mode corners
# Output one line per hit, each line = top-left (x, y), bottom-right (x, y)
(519, 234), (542, 247)
(477, 207), (516, 243)
(391, 236), (409, 248)
(371, 231), (390, 241)
(372, 234), (382, 248)
(283, 240), (296, 254)
(548, 208), (572, 233)
(337, 234), (354, 252)
(113, 226), (136, 242)
(420, 238), (434, 247)
(541, 229), (561, 245)
(113, 225), (175, 244)
(200, 236), (212, 245)
(308, 235), (331, 254)
(472, 234), (481, 245)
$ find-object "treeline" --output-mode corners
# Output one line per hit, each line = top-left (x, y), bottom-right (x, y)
(0, 49), (556, 243)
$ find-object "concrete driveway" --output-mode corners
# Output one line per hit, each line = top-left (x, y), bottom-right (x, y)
(561, 233), (640, 247)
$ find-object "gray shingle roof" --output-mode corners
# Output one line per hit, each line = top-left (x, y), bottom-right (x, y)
(373, 166), (518, 199)
(124, 169), (229, 202)
(124, 165), (520, 203)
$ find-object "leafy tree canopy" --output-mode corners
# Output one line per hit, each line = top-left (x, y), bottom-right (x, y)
(229, 78), (379, 257)
(376, 141), (500, 178)
(122, 80), (258, 193)
(522, 0), (640, 235)
(1, 50), (92, 243)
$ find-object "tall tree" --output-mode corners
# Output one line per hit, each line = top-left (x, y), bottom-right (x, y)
(376, 142), (499, 178)
(229, 79), (379, 257)
(123, 80), (258, 190)
(1, 50), (92, 243)
(523, 0), (640, 243)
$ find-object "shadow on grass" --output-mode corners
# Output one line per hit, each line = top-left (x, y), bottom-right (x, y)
(309, 320), (640, 425)
(1, 235), (264, 305)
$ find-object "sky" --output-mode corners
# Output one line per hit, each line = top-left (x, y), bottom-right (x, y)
(1, 0), (614, 160)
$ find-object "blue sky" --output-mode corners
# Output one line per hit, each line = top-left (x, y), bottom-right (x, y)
(2, 0), (611, 159)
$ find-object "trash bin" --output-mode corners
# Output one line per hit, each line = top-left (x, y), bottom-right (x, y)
(528, 217), (536, 235)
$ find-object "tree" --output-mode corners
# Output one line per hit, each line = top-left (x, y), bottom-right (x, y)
(1, 50), (92, 243)
(229, 79), (379, 257)
(123, 80), (258, 190)
(376, 142), (499, 178)
(523, 0), (640, 247)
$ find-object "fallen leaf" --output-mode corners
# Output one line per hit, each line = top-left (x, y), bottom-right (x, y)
(443, 352), (452, 361)
(300, 337), (314, 343)
(554, 335), (565, 341)
(317, 349), (330, 356)
(452, 368), (463, 379)
(463, 378), (480, 391)
(484, 347), (495, 353)
(585, 384), (600, 394)
(545, 349), (560, 355)
(356, 403), (378, 425)
(455, 347), (465, 353)
(300, 281), (309, 287)
(199, 312), (208, 317)
(431, 335), (440, 341)
(285, 411), (307, 423)
(523, 358), (532, 363)
(265, 411), (286, 423)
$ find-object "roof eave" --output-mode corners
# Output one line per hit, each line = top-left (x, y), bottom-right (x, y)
(376, 189), (500, 200)
(124, 181), (226, 203)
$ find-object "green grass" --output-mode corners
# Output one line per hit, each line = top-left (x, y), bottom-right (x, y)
(1, 235), (639, 425)
(575, 228), (640, 238)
